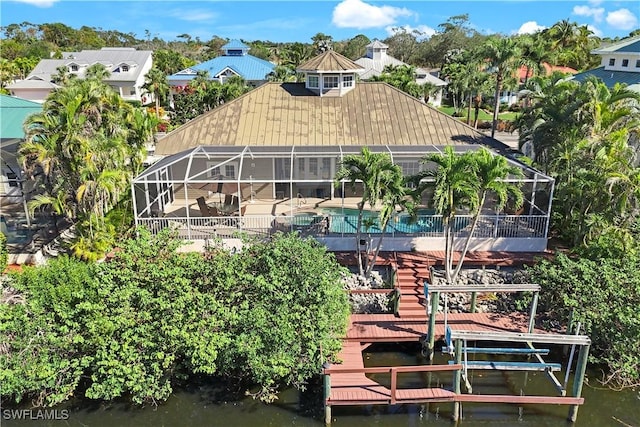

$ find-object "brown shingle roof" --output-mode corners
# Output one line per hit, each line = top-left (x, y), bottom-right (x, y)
(155, 82), (500, 155)
(297, 50), (364, 73)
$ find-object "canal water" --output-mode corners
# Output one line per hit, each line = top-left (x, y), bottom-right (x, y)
(3, 343), (638, 427)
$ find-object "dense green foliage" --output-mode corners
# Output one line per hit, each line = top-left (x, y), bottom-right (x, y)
(19, 76), (156, 260)
(0, 231), (350, 406)
(517, 75), (640, 248)
(0, 232), (7, 271)
(526, 252), (640, 388)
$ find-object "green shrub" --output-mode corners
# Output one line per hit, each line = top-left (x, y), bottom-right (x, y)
(526, 252), (640, 388)
(0, 232), (7, 272)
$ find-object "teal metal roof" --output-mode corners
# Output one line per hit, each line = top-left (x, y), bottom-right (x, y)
(168, 54), (274, 83)
(571, 67), (640, 90)
(222, 40), (249, 51)
(0, 95), (42, 139)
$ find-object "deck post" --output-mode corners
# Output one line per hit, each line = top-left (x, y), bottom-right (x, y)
(528, 291), (539, 333)
(323, 370), (331, 425)
(470, 292), (477, 313)
(426, 291), (440, 361)
(452, 339), (462, 421)
(567, 344), (590, 422)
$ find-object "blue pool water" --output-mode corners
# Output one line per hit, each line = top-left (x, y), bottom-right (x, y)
(314, 208), (454, 234)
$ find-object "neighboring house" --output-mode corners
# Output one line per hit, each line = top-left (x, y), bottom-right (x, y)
(0, 95), (41, 208)
(132, 50), (554, 253)
(167, 40), (275, 91)
(570, 36), (640, 92)
(6, 47), (154, 103)
(355, 40), (447, 106)
(501, 63), (579, 106)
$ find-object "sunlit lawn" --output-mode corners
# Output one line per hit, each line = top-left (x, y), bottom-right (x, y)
(438, 106), (519, 122)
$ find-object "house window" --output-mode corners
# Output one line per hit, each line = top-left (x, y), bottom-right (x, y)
(309, 158), (318, 177)
(122, 65), (129, 72)
(343, 75), (353, 87)
(622, 59), (629, 67)
(308, 75), (319, 88)
(324, 75), (339, 88)
(207, 162), (237, 178)
(70, 64), (79, 72)
(6, 172), (18, 187)
(636, 59), (640, 68)
(609, 58), (615, 66)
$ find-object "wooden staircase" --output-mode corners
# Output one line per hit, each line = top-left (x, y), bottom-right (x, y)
(395, 255), (430, 318)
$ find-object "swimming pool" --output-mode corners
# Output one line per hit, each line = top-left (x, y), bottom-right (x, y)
(316, 207), (450, 234)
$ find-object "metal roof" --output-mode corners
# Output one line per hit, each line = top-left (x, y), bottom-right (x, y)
(0, 95), (42, 139)
(155, 81), (506, 155)
(571, 66), (640, 91)
(168, 53), (274, 82)
(297, 50), (364, 73)
(592, 36), (640, 54)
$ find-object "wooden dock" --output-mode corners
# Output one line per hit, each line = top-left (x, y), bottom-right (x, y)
(324, 250), (589, 424)
(346, 312), (538, 342)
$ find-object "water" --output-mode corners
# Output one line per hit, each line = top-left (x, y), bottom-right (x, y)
(292, 208), (458, 234)
(3, 343), (637, 427)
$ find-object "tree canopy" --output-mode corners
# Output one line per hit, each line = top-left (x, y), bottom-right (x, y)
(0, 230), (350, 406)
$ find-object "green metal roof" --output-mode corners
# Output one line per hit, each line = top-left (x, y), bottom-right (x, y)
(0, 95), (42, 139)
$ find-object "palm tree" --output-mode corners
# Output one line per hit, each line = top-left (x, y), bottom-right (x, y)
(335, 147), (404, 277)
(481, 37), (521, 138)
(415, 146), (479, 285)
(51, 65), (76, 85)
(85, 63), (111, 80)
(364, 169), (414, 278)
(142, 68), (169, 118)
(450, 148), (523, 280)
(414, 147), (523, 284)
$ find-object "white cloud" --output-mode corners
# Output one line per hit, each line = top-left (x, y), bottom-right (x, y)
(587, 24), (603, 37)
(606, 8), (638, 30)
(167, 9), (217, 23)
(588, 0), (603, 5)
(573, 5), (604, 22)
(11, 0), (57, 7)
(516, 21), (547, 34)
(385, 24), (435, 39)
(332, 0), (414, 29)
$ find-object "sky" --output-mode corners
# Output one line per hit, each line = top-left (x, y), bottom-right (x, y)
(1, 0), (639, 43)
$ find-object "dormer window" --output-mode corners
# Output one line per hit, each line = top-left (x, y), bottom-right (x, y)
(343, 75), (353, 88)
(609, 58), (615, 66)
(308, 75), (319, 88)
(622, 59), (629, 67)
(70, 64), (79, 72)
(324, 75), (339, 88)
(122, 65), (129, 72)
(227, 49), (242, 56)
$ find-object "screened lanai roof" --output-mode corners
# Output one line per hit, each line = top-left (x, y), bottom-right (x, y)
(134, 144), (553, 185)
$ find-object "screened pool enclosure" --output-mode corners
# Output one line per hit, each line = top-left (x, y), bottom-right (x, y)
(132, 145), (555, 252)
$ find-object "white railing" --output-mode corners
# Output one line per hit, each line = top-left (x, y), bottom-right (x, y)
(137, 213), (549, 241)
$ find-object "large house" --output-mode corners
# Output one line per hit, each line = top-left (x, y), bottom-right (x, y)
(6, 48), (154, 103)
(133, 50), (554, 253)
(355, 40), (447, 106)
(570, 36), (640, 92)
(167, 40), (275, 91)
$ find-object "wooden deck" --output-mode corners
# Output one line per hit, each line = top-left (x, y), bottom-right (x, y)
(324, 249), (585, 422)
(346, 312), (537, 342)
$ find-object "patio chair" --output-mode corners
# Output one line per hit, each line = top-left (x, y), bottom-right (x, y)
(223, 194), (234, 207)
(197, 196), (215, 217)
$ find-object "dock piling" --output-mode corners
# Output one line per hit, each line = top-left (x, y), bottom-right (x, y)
(568, 344), (590, 422)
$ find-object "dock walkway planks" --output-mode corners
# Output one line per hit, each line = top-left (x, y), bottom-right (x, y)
(346, 312), (537, 343)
